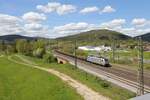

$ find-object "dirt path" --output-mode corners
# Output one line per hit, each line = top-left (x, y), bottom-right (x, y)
(8, 55), (110, 100)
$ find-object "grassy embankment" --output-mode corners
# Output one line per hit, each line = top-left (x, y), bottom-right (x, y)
(14, 54), (136, 100)
(0, 56), (83, 100)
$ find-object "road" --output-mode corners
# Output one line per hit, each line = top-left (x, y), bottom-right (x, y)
(54, 51), (150, 93)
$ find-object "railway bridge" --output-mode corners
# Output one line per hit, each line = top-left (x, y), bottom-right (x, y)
(56, 56), (68, 64)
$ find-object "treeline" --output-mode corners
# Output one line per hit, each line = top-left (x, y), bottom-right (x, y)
(0, 39), (56, 63)
(16, 39), (46, 57)
(0, 40), (16, 54)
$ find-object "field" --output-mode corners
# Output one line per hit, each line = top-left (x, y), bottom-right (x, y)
(15, 54), (136, 100)
(0, 56), (83, 100)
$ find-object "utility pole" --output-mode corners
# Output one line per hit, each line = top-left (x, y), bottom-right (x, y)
(74, 40), (77, 68)
(137, 37), (144, 96)
(116, 39), (120, 63)
(57, 40), (58, 50)
(112, 39), (116, 63)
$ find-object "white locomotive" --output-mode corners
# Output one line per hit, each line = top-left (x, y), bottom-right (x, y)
(87, 55), (110, 67)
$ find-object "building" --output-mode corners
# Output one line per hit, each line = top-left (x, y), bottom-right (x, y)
(78, 45), (111, 52)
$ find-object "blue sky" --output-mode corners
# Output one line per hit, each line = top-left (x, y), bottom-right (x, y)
(0, 0), (150, 38)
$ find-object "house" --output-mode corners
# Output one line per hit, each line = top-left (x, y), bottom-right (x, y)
(78, 45), (112, 52)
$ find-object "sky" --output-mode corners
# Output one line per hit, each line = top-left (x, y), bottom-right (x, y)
(0, 0), (150, 38)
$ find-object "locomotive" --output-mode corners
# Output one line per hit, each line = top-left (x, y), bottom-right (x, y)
(87, 55), (110, 67)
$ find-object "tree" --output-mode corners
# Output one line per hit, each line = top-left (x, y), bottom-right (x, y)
(24, 41), (33, 56)
(6, 45), (16, 54)
(33, 48), (45, 58)
(33, 39), (46, 49)
(15, 39), (47, 58)
(43, 53), (56, 63)
(16, 39), (27, 54)
(0, 40), (6, 52)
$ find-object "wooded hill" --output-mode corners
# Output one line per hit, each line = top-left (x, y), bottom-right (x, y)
(136, 33), (150, 42)
(56, 29), (133, 46)
(0, 35), (45, 43)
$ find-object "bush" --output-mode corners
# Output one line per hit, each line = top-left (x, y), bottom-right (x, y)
(33, 48), (45, 58)
(43, 53), (57, 63)
(96, 78), (111, 88)
(100, 80), (111, 88)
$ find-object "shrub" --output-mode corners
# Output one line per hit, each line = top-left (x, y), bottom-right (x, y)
(33, 48), (45, 58)
(43, 53), (57, 63)
(96, 78), (111, 88)
(100, 80), (111, 88)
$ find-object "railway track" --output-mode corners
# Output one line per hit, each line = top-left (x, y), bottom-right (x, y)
(54, 50), (150, 93)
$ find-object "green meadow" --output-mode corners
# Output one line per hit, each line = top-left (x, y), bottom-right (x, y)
(0, 56), (83, 100)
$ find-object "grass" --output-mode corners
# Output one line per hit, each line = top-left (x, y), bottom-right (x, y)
(0, 56), (83, 100)
(17, 54), (136, 100)
(144, 51), (150, 59)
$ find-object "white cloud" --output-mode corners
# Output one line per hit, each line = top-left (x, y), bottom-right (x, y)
(24, 23), (45, 30)
(99, 19), (150, 37)
(22, 12), (49, 37)
(0, 13), (50, 37)
(100, 19), (126, 29)
(0, 14), (23, 36)
(132, 18), (147, 27)
(37, 2), (60, 13)
(118, 27), (150, 37)
(57, 4), (76, 15)
(23, 23), (49, 37)
(80, 5), (115, 14)
(101, 5), (116, 13)
(0, 12), (149, 38)
(22, 12), (46, 23)
(80, 6), (99, 14)
(53, 22), (98, 36)
(37, 2), (76, 15)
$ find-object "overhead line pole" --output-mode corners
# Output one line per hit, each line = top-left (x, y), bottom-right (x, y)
(137, 36), (144, 96)
(112, 39), (116, 63)
(57, 40), (58, 50)
(74, 40), (77, 68)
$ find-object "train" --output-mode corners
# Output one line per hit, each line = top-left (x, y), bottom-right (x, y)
(55, 50), (111, 67)
(87, 55), (111, 67)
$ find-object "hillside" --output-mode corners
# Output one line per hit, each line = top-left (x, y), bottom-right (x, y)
(0, 35), (44, 42)
(137, 33), (150, 42)
(58, 29), (131, 40)
(57, 29), (132, 45)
